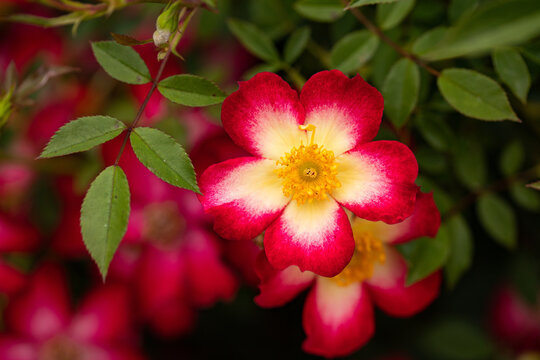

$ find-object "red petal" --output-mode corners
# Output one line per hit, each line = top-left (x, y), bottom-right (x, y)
(222, 72), (305, 159)
(366, 247), (440, 317)
(264, 199), (355, 277)
(334, 141), (419, 224)
(199, 157), (288, 241)
(300, 70), (383, 155)
(302, 278), (374, 357)
(255, 251), (315, 308)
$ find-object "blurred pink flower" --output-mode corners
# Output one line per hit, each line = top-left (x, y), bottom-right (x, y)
(97, 135), (239, 337)
(26, 84), (92, 155)
(191, 128), (259, 287)
(0, 163), (34, 213)
(0, 1), (63, 71)
(0, 211), (39, 296)
(0, 23), (62, 72)
(50, 176), (86, 257)
(490, 286), (540, 354)
(198, 39), (257, 86)
(0, 264), (144, 360)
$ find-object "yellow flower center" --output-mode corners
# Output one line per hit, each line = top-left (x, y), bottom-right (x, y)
(275, 124), (341, 205)
(332, 231), (386, 286)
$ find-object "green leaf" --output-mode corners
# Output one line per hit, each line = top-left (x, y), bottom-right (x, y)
(398, 225), (450, 286)
(284, 26), (311, 64)
(0, 89), (13, 129)
(526, 181), (540, 191)
(420, 319), (494, 360)
(510, 184), (540, 211)
(243, 63), (282, 80)
(330, 30), (379, 74)
(371, 35), (400, 89)
(437, 68), (519, 122)
(227, 19), (280, 62)
(445, 215), (473, 289)
(423, 0), (540, 61)
(521, 41), (540, 65)
(510, 254), (540, 305)
(201, 0), (216, 7)
(376, 0), (415, 30)
(382, 58), (420, 127)
(294, 0), (344, 22)
(492, 47), (530, 103)
(412, 26), (447, 56)
(3, 62), (17, 94)
(7, 12), (86, 29)
(415, 146), (447, 174)
(81, 165), (130, 280)
(91, 41), (151, 85)
(499, 141), (524, 176)
(130, 127), (199, 192)
(414, 112), (455, 152)
(448, 0), (479, 22)
(39, 116), (126, 158)
(346, 0), (398, 9)
(158, 74), (226, 107)
(416, 176), (453, 215)
(477, 194), (517, 249)
(453, 137), (486, 190)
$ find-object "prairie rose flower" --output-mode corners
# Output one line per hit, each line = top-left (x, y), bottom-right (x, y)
(0, 265), (144, 360)
(199, 70), (419, 277)
(0, 164), (34, 212)
(255, 193), (441, 357)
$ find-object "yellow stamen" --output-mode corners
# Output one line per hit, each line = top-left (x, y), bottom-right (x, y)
(275, 124), (340, 205)
(331, 231), (386, 286)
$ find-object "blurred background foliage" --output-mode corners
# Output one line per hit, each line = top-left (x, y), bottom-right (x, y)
(0, 0), (539, 359)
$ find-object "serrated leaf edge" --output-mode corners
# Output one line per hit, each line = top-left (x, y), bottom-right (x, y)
(91, 41), (151, 85)
(80, 165), (130, 280)
(130, 127), (200, 193)
(39, 116), (126, 159)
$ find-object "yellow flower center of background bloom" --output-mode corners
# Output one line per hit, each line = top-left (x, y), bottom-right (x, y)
(275, 124), (341, 205)
(332, 231), (386, 286)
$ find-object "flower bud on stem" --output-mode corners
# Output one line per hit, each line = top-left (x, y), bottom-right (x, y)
(114, 6), (196, 166)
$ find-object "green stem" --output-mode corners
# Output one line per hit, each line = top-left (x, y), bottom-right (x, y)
(346, 6), (441, 77)
(113, 7), (196, 166)
(442, 165), (540, 221)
